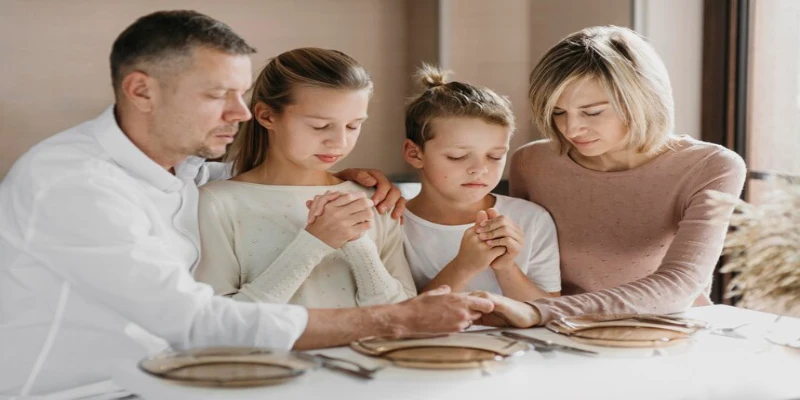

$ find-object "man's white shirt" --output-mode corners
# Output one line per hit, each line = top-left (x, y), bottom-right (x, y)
(0, 106), (308, 396)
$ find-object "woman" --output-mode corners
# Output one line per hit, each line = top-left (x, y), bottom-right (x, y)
(473, 25), (746, 327)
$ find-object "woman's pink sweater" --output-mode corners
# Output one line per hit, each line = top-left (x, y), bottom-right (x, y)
(510, 136), (746, 323)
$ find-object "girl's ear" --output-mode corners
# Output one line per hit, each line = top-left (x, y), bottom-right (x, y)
(403, 139), (425, 169)
(254, 102), (277, 130)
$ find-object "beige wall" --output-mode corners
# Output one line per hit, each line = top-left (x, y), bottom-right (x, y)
(637, 0), (704, 139)
(445, 0), (534, 159)
(1, 0), (636, 180)
(0, 0), (411, 178)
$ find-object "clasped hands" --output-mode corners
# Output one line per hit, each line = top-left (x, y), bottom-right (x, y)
(301, 189), (539, 328)
(454, 208), (525, 274)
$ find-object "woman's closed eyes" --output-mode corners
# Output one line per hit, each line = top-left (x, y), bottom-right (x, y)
(552, 109), (605, 117)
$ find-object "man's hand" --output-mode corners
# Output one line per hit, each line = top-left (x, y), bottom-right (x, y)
(468, 291), (541, 328)
(333, 168), (406, 223)
(390, 286), (495, 335)
(295, 286), (495, 350)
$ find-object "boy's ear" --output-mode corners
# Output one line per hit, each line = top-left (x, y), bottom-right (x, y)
(403, 139), (424, 169)
(254, 102), (277, 130)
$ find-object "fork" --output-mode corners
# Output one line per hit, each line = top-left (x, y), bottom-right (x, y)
(499, 331), (597, 356)
(310, 353), (386, 379)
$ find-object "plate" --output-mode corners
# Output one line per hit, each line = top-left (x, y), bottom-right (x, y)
(546, 314), (706, 348)
(139, 347), (318, 387)
(350, 333), (531, 369)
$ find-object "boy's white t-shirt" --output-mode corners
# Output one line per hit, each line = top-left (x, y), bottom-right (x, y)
(403, 195), (561, 294)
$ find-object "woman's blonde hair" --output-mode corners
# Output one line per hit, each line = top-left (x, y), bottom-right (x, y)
(405, 64), (515, 148)
(227, 47), (372, 175)
(528, 26), (674, 154)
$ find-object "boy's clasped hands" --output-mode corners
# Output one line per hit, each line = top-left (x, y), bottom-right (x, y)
(457, 208), (524, 274)
(302, 189), (523, 273)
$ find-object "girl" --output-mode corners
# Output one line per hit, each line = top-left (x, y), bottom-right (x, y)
(195, 48), (416, 308)
(401, 65), (561, 302)
(471, 26), (746, 328)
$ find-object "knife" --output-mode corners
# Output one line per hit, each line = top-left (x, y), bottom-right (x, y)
(295, 353), (380, 380)
(500, 331), (598, 356)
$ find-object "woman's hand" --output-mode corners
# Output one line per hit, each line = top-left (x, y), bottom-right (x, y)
(476, 208), (524, 271)
(305, 191), (374, 248)
(468, 291), (542, 328)
(333, 168), (407, 223)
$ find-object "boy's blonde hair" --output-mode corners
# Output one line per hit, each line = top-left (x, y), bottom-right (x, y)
(528, 26), (674, 154)
(405, 64), (515, 148)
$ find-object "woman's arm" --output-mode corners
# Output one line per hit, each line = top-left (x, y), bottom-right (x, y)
(195, 189), (336, 304)
(528, 151), (747, 324)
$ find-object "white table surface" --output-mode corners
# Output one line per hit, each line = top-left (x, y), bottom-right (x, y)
(112, 305), (800, 400)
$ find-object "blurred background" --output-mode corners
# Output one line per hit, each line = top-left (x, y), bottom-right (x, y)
(0, 0), (705, 178)
(0, 0), (797, 192)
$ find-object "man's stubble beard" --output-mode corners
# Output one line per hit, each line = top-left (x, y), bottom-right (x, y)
(194, 124), (239, 159)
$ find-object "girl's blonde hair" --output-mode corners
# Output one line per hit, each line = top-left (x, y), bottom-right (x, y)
(227, 47), (373, 175)
(405, 64), (515, 148)
(528, 26), (674, 154)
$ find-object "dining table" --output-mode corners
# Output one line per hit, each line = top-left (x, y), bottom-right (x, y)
(111, 304), (800, 400)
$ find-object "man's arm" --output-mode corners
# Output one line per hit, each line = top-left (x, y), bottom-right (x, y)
(294, 286), (494, 349)
(25, 175), (307, 350)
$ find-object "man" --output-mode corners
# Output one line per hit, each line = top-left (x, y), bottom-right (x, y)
(0, 10), (500, 396)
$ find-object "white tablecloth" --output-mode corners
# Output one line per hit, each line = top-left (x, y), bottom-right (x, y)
(111, 305), (800, 400)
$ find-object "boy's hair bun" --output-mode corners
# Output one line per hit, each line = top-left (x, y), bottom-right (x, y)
(416, 63), (450, 89)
